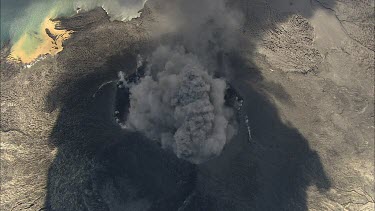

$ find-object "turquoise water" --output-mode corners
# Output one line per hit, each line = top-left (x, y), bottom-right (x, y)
(1, 0), (76, 46)
(1, 0), (147, 46)
(1, 0), (32, 45)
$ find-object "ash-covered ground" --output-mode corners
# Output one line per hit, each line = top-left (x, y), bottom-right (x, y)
(1, 0), (374, 210)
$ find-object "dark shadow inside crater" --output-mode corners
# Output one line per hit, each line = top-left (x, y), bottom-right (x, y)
(43, 0), (335, 210)
(44, 50), (197, 211)
(183, 53), (331, 210)
(43, 49), (331, 211)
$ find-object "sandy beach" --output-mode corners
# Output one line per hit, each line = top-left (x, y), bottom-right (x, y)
(7, 17), (72, 64)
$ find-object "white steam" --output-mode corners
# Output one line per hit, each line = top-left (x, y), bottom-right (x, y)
(74, 0), (147, 21)
(126, 46), (237, 164)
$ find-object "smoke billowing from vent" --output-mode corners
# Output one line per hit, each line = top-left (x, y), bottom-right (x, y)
(124, 0), (245, 163)
(126, 46), (237, 164)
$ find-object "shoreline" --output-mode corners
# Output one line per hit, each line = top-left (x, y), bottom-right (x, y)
(6, 17), (73, 65)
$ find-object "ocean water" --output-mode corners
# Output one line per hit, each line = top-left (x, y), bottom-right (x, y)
(1, 0), (71, 46)
(1, 0), (147, 47)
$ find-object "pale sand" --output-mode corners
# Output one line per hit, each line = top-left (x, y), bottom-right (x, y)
(7, 17), (73, 64)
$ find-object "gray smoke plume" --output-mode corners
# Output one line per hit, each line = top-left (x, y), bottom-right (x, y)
(126, 46), (237, 164)
(124, 0), (245, 163)
(149, 0), (244, 70)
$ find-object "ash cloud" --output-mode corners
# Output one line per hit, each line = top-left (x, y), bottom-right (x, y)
(126, 46), (237, 164)
(124, 0), (245, 163)
(150, 0), (244, 70)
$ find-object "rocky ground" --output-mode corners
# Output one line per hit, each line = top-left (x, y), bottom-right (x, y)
(1, 0), (374, 210)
